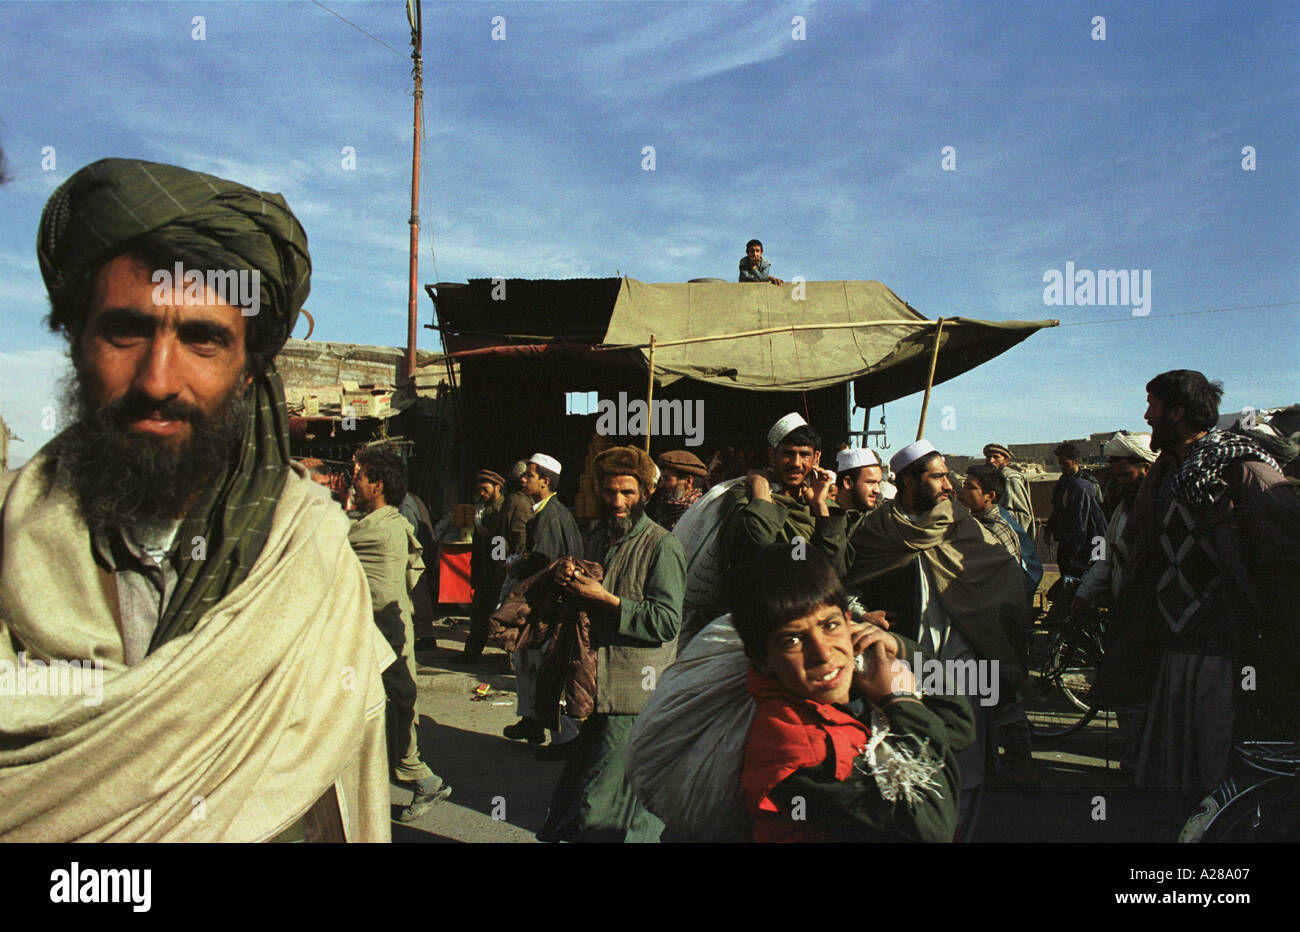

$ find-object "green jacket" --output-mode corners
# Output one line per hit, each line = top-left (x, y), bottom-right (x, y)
(717, 484), (849, 597)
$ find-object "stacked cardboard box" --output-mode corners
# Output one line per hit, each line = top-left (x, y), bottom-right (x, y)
(340, 380), (394, 419)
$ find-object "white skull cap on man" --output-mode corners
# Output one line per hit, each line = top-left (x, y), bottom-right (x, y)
(889, 439), (938, 475)
(836, 448), (881, 472)
(529, 453), (562, 475)
(767, 412), (808, 448)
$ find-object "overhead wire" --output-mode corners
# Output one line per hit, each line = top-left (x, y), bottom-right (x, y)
(1055, 301), (1297, 327)
(310, 0), (408, 59)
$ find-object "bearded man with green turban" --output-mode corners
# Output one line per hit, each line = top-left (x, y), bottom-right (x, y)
(0, 159), (393, 841)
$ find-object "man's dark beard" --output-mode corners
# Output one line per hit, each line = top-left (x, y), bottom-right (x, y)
(914, 485), (947, 515)
(600, 498), (646, 540)
(1150, 414), (1178, 452)
(58, 371), (251, 535)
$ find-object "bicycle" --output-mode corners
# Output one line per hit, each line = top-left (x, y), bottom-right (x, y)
(1178, 741), (1300, 842)
(1027, 601), (1105, 739)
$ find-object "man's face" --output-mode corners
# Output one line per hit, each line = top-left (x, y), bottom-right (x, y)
(1144, 393), (1183, 452)
(986, 452), (1009, 469)
(658, 467), (693, 501)
(599, 474), (643, 536)
(523, 463), (545, 499)
(60, 253), (253, 530)
(959, 475), (995, 514)
(476, 480), (499, 503)
(844, 465), (883, 511)
(1109, 457), (1148, 492)
(907, 456), (954, 513)
(1056, 455), (1078, 474)
(79, 254), (250, 447)
(771, 442), (817, 488)
(760, 604), (855, 705)
(352, 466), (381, 512)
(746, 243), (763, 264)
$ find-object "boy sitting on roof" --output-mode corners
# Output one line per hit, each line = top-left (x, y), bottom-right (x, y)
(738, 239), (785, 285)
(734, 545), (974, 843)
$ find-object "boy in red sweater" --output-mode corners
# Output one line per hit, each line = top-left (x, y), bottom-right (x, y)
(734, 546), (975, 842)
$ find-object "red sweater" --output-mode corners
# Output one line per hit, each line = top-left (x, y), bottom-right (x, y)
(741, 668), (873, 843)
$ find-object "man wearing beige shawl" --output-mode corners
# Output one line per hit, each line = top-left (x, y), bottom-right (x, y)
(845, 440), (1032, 819)
(0, 158), (391, 842)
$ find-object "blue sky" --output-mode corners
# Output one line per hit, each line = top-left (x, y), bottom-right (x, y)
(2, 0), (1297, 468)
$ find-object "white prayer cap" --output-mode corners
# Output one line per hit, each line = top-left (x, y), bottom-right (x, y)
(768, 412), (808, 448)
(1102, 431), (1156, 463)
(889, 439), (938, 475)
(836, 448), (881, 472)
(529, 453), (562, 475)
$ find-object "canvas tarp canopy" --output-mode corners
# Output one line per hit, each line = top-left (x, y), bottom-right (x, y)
(599, 279), (1057, 401)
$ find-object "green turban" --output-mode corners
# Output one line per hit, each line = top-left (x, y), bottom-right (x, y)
(37, 158), (313, 651)
(38, 157), (311, 358)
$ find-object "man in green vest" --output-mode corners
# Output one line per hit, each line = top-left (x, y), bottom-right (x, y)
(537, 445), (686, 842)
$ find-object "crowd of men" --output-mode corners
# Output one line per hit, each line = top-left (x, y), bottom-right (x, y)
(1, 156), (1295, 843)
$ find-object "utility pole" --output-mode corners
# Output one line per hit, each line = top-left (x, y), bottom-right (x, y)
(405, 0), (423, 383)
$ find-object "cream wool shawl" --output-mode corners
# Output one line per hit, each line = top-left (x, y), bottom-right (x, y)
(0, 455), (392, 842)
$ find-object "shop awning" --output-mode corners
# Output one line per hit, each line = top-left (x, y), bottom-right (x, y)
(598, 279), (1056, 399)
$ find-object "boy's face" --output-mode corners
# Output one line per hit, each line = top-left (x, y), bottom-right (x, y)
(746, 242), (763, 263)
(759, 604), (855, 705)
(959, 475), (994, 513)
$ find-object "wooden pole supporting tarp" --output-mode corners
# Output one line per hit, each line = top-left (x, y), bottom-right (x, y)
(915, 318), (945, 440)
(644, 335), (656, 452)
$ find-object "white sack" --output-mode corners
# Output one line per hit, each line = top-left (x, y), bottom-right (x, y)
(625, 614), (755, 841)
(671, 477), (745, 613)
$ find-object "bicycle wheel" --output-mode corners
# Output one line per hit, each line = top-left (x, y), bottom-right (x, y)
(1194, 777), (1300, 842)
(1029, 625), (1100, 739)
(1050, 623), (1102, 712)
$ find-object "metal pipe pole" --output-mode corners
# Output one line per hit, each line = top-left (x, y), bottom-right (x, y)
(915, 318), (945, 440)
(405, 0), (423, 383)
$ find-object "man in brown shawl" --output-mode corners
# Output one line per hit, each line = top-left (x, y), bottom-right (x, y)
(0, 158), (391, 841)
(844, 440), (1032, 814)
